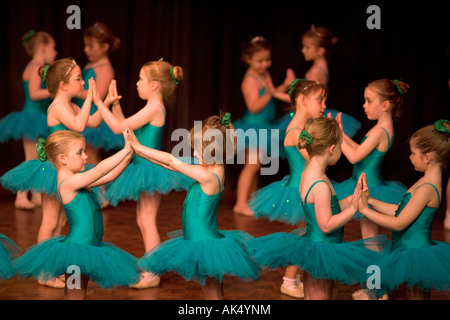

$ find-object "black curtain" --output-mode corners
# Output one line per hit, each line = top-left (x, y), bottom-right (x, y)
(1, 0), (449, 189)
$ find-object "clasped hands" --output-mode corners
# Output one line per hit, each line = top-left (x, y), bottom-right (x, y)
(348, 172), (370, 213)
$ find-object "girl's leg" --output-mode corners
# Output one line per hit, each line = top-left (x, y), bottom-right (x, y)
(14, 139), (38, 209)
(404, 285), (431, 300)
(281, 266), (304, 298)
(131, 191), (162, 289)
(201, 277), (224, 300)
(303, 271), (333, 300)
(64, 274), (90, 300)
(234, 149), (261, 216)
(360, 218), (381, 240)
(37, 194), (65, 288)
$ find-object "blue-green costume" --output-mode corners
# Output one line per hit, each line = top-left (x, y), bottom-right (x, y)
(0, 71), (51, 142)
(73, 64), (124, 151)
(0, 233), (22, 281)
(373, 183), (450, 295)
(13, 182), (140, 288)
(105, 104), (194, 206)
(249, 127), (307, 224)
(334, 127), (407, 219)
(248, 180), (384, 286)
(138, 172), (261, 285)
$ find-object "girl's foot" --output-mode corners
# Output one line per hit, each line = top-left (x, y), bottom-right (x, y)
(352, 289), (388, 300)
(233, 205), (253, 217)
(15, 192), (35, 210)
(38, 278), (65, 289)
(31, 192), (41, 206)
(130, 272), (160, 289)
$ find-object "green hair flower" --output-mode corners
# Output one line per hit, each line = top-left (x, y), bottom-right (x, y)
(22, 29), (35, 47)
(221, 112), (231, 128)
(288, 78), (305, 99)
(434, 119), (450, 134)
(299, 130), (313, 145)
(36, 137), (47, 162)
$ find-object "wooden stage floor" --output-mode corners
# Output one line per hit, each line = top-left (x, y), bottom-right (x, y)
(0, 188), (449, 301)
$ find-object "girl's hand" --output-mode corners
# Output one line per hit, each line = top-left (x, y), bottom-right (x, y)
(335, 112), (344, 131)
(350, 183), (362, 211)
(92, 79), (104, 107)
(122, 127), (134, 155)
(128, 126), (140, 150)
(86, 78), (94, 102)
(284, 68), (296, 86)
(104, 80), (122, 108)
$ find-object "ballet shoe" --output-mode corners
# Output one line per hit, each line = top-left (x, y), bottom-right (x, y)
(233, 205), (253, 217)
(352, 289), (388, 300)
(130, 272), (160, 289)
(280, 283), (304, 299)
(38, 278), (65, 289)
(100, 201), (110, 210)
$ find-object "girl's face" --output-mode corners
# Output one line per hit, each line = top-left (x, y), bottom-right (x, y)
(63, 139), (88, 173)
(409, 141), (427, 172)
(43, 38), (58, 64)
(363, 87), (385, 120)
(83, 36), (108, 63)
(246, 49), (272, 75)
(136, 68), (154, 100)
(301, 36), (322, 61)
(66, 65), (85, 96)
(299, 90), (327, 118)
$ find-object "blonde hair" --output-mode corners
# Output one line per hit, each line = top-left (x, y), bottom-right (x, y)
(38, 58), (77, 95)
(189, 112), (237, 165)
(142, 60), (183, 106)
(44, 130), (85, 166)
(410, 121), (450, 172)
(297, 117), (342, 157)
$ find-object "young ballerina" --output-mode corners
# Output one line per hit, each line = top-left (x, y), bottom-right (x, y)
(247, 117), (383, 300)
(12, 129), (140, 300)
(233, 36), (296, 216)
(131, 113), (261, 299)
(0, 30), (57, 209)
(74, 22), (124, 163)
(248, 79), (328, 298)
(358, 120), (450, 300)
(93, 60), (194, 288)
(0, 58), (108, 288)
(333, 79), (409, 241)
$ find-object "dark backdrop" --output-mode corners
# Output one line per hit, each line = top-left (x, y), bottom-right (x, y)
(1, 0), (449, 190)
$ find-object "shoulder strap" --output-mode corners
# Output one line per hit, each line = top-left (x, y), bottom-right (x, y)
(303, 180), (330, 203)
(154, 103), (166, 117)
(245, 73), (264, 87)
(412, 183), (441, 206)
(211, 172), (222, 192)
(378, 127), (394, 149)
(56, 179), (65, 203)
(285, 126), (303, 135)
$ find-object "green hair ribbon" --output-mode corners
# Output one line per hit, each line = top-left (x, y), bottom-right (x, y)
(42, 65), (50, 82)
(434, 119), (450, 134)
(288, 78), (305, 99)
(169, 66), (180, 85)
(22, 29), (35, 47)
(299, 130), (313, 145)
(36, 137), (47, 162)
(393, 79), (403, 96)
(221, 112), (232, 128)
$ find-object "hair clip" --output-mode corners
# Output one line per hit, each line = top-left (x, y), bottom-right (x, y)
(221, 112), (232, 128)
(42, 65), (50, 82)
(299, 130), (313, 145)
(288, 78), (304, 99)
(169, 65), (180, 85)
(434, 119), (450, 134)
(36, 138), (47, 162)
(22, 29), (35, 46)
(393, 79), (403, 96)
(64, 60), (77, 79)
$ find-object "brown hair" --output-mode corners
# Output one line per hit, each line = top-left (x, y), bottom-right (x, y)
(44, 130), (85, 166)
(289, 79), (328, 109)
(142, 60), (183, 106)
(22, 31), (53, 57)
(84, 22), (121, 52)
(302, 26), (338, 61)
(189, 112), (237, 165)
(241, 36), (271, 64)
(367, 79), (410, 121)
(38, 58), (77, 95)
(410, 121), (450, 172)
(297, 117), (342, 157)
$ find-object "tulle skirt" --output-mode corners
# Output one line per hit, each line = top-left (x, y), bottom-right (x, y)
(247, 229), (387, 286)
(374, 240), (450, 293)
(13, 236), (141, 288)
(106, 160), (195, 206)
(82, 122), (124, 151)
(0, 234), (22, 280)
(138, 230), (262, 285)
(249, 175), (305, 225)
(0, 160), (107, 205)
(0, 111), (48, 143)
